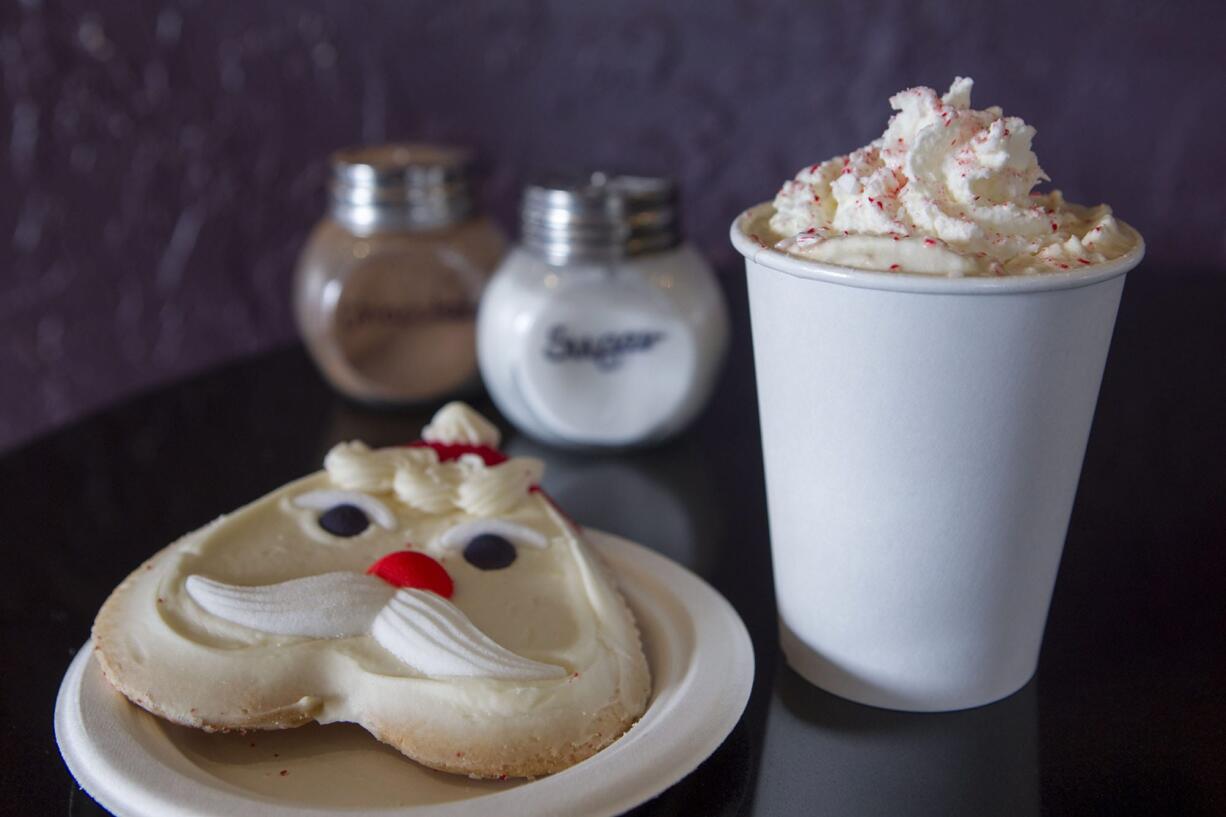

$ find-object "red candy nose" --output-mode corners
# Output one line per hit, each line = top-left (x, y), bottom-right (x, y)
(367, 550), (454, 598)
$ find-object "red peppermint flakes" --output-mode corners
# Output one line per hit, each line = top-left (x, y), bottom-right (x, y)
(367, 551), (454, 598)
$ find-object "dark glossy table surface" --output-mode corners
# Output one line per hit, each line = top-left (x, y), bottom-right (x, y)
(3, 267), (1225, 816)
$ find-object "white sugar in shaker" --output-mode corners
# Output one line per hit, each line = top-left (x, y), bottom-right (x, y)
(478, 173), (728, 448)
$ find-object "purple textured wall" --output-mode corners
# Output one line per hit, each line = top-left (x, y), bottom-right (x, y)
(2, 0), (1224, 451)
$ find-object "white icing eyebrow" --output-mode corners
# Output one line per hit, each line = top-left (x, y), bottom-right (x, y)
(293, 490), (397, 530)
(435, 519), (548, 552)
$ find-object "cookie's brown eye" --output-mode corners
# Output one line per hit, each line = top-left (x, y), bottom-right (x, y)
(463, 534), (517, 570)
(319, 504), (370, 537)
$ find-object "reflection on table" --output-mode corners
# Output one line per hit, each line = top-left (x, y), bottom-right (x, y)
(755, 664), (1039, 817)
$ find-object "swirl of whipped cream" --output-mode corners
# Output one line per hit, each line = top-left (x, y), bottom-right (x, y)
(769, 77), (1136, 276)
(422, 402), (502, 447)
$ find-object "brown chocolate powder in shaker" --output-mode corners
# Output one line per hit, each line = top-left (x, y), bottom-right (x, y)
(294, 144), (505, 405)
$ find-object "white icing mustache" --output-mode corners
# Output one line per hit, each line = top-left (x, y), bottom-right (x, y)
(184, 572), (566, 682)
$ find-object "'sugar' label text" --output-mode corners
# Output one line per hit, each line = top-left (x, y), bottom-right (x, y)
(542, 324), (667, 372)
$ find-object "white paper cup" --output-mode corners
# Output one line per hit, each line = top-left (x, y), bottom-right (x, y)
(731, 203), (1145, 711)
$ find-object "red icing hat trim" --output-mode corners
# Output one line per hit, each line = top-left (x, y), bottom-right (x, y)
(367, 550), (454, 598)
(407, 440), (508, 466)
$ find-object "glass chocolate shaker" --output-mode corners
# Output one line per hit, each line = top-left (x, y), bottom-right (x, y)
(478, 173), (729, 448)
(294, 144), (505, 405)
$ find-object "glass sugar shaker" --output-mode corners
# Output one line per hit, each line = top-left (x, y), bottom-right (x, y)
(294, 144), (505, 405)
(478, 173), (729, 448)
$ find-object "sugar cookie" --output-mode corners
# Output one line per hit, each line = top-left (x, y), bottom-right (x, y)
(92, 403), (650, 778)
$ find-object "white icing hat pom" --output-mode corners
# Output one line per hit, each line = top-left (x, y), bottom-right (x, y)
(422, 402), (502, 448)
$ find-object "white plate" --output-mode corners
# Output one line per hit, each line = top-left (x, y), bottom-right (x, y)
(55, 530), (755, 817)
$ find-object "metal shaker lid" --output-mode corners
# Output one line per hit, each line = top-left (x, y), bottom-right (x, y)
(329, 143), (474, 232)
(521, 172), (681, 265)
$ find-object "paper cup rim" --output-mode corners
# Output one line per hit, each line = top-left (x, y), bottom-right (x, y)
(729, 202), (1145, 295)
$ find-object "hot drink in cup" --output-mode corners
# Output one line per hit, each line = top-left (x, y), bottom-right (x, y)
(732, 77), (1143, 711)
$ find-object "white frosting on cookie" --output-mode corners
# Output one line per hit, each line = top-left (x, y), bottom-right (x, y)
(434, 519), (548, 553)
(291, 489), (397, 529)
(155, 478), (620, 678)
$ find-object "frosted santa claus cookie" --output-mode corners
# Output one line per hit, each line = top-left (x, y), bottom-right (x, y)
(92, 403), (651, 778)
